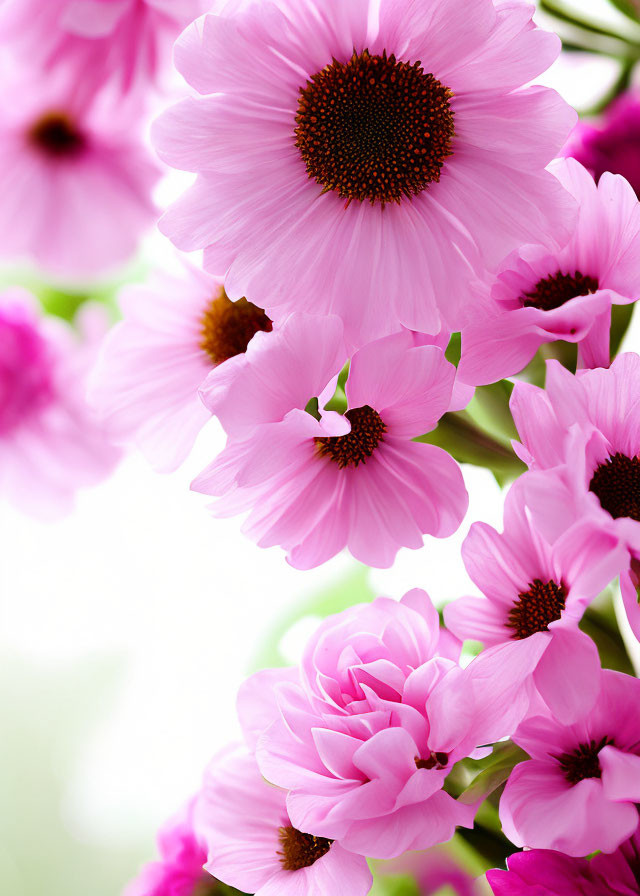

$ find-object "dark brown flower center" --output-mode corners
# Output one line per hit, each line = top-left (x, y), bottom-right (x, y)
(555, 736), (613, 786)
(295, 49), (454, 206)
(507, 578), (567, 640)
(590, 452), (640, 521)
(521, 271), (599, 312)
(315, 405), (385, 468)
(415, 751), (449, 771)
(278, 826), (333, 872)
(200, 288), (272, 366)
(28, 111), (86, 158)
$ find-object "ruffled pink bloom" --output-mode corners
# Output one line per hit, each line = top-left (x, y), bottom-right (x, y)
(154, 0), (575, 347)
(564, 90), (640, 199)
(488, 829), (640, 895)
(0, 0), (207, 97)
(195, 747), (373, 896)
(510, 353), (640, 638)
(500, 670), (640, 857)
(445, 478), (624, 721)
(88, 264), (272, 472)
(240, 590), (550, 860)
(194, 318), (468, 569)
(0, 72), (159, 280)
(0, 289), (119, 518)
(458, 158), (640, 384)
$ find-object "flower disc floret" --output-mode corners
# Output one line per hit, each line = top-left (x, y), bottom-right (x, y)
(521, 271), (599, 312)
(200, 289), (272, 366)
(589, 452), (640, 522)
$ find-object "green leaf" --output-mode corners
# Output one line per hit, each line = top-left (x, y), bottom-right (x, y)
(540, 0), (639, 43)
(455, 741), (529, 806)
(608, 0), (640, 24)
(611, 302), (635, 357)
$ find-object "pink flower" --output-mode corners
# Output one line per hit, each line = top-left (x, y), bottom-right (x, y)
(500, 670), (640, 857)
(487, 827), (640, 895)
(0, 289), (119, 518)
(193, 319), (468, 569)
(88, 264), (272, 472)
(241, 590), (548, 860)
(195, 747), (373, 896)
(0, 0), (207, 97)
(564, 90), (640, 200)
(510, 354), (640, 636)
(154, 0), (575, 347)
(444, 478), (624, 721)
(0, 72), (159, 280)
(458, 158), (640, 384)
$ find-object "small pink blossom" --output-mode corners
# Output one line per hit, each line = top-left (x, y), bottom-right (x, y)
(0, 72), (159, 280)
(154, 0), (575, 347)
(500, 670), (640, 857)
(88, 264), (272, 472)
(195, 747), (373, 896)
(194, 319), (468, 569)
(0, 289), (119, 517)
(458, 158), (640, 385)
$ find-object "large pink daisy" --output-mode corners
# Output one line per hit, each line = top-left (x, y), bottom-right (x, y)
(154, 0), (576, 347)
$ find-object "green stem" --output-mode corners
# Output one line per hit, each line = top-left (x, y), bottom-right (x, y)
(540, 0), (640, 45)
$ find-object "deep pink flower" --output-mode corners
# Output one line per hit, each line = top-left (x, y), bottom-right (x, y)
(154, 0), (575, 347)
(0, 0), (207, 97)
(0, 72), (159, 280)
(564, 90), (640, 200)
(88, 264), (272, 472)
(195, 747), (373, 896)
(241, 590), (549, 860)
(193, 319), (468, 569)
(510, 354), (640, 638)
(488, 829), (640, 895)
(458, 158), (640, 384)
(0, 289), (120, 517)
(444, 478), (624, 721)
(500, 670), (640, 857)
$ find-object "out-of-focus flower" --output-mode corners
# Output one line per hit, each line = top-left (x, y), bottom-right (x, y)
(0, 288), (119, 518)
(445, 478), (623, 721)
(458, 158), (640, 383)
(196, 747), (373, 896)
(0, 73), (159, 280)
(240, 590), (548, 860)
(510, 354), (640, 638)
(564, 91), (640, 199)
(88, 264), (271, 472)
(0, 0), (208, 97)
(487, 827), (640, 895)
(154, 0), (575, 347)
(194, 320), (468, 569)
(500, 670), (640, 857)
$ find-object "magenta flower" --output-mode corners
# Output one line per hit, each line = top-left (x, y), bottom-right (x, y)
(193, 319), (468, 569)
(500, 670), (640, 857)
(154, 0), (575, 347)
(196, 747), (373, 896)
(241, 590), (547, 860)
(88, 264), (271, 472)
(458, 158), (640, 384)
(565, 90), (640, 200)
(444, 478), (624, 721)
(0, 289), (119, 517)
(0, 0), (207, 97)
(488, 827), (640, 895)
(0, 72), (159, 280)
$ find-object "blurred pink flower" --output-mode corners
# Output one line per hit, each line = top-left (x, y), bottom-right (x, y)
(488, 827), (640, 895)
(88, 264), (271, 472)
(196, 747), (373, 896)
(154, 0), (575, 347)
(445, 478), (624, 721)
(241, 590), (548, 860)
(500, 670), (640, 857)
(0, 0), (207, 97)
(0, 289), (119, 518)
(458, 158), (640, 383)
(194, 320), (468, 569)
(0, 73), (159, 280)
